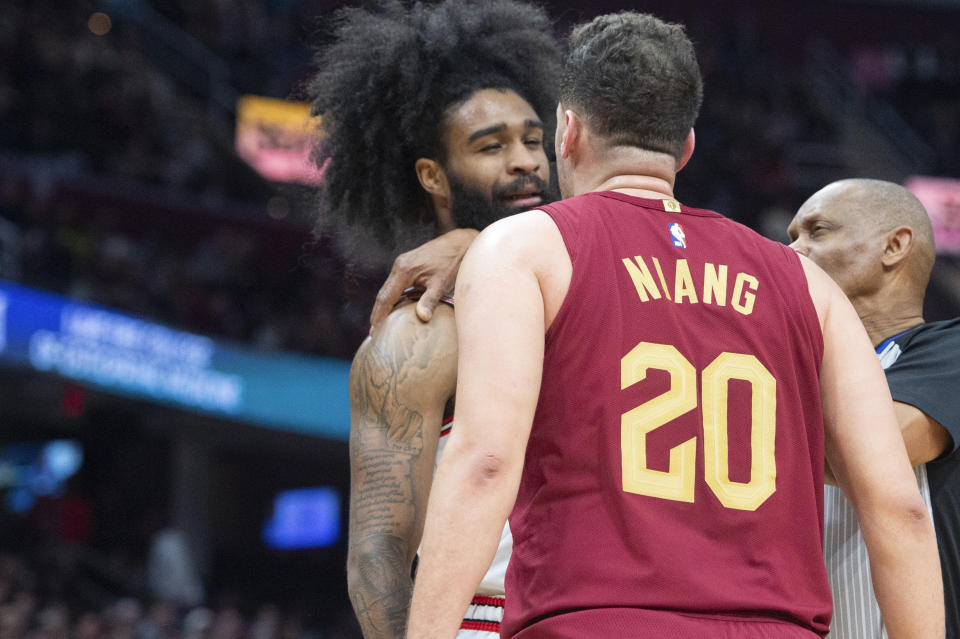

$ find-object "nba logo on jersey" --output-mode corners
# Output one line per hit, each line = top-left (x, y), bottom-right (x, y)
(669, 223), (686, 248)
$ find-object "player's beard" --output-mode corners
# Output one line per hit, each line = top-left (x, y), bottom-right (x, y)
(447, 172), (556, 230)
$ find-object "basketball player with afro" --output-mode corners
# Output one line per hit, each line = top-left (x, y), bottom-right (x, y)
(306, 1), (561, 637)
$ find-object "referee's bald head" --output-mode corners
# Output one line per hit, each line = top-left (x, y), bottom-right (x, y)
(789, 178), (935, 300)
(825, 179), (932, 274)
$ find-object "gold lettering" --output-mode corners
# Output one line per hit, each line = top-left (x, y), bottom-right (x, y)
(621, 256), (662, 302)
(732, 273), (759, 316)
(674, 259), (699, 304)
(703, 263), (727, 307)
(652, 257), (672, 301)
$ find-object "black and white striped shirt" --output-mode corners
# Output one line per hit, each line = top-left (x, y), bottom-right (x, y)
(824, 319), (960, 638)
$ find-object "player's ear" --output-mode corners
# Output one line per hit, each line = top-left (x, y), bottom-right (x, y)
(676, 129), (695, 172)
(416, 158), (449, 199)
(881, 226), (914, 268)
(416, 157), (455, 231)
(559, 109), (581, 159)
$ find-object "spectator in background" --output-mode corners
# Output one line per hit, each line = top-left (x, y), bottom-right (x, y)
(182, 607), (214, 639)
(145, 513), (204, 610)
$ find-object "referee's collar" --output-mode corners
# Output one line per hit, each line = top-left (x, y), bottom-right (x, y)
(875, 323), (924, 355)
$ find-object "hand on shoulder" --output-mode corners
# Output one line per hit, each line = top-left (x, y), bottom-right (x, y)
(369, 229), (480, 327)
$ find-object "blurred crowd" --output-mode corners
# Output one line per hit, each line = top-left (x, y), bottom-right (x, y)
(0, 476), (359, 639)
(849, 40), (960, 177)
(0, 0), (375, 359)
(0, 551), (358, 639)
(0, 0), (273, 202)
(0, 170), (370, 358)
(147, 0), (315, 99)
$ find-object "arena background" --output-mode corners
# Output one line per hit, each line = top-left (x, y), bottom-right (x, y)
(1, 0), (958, 637)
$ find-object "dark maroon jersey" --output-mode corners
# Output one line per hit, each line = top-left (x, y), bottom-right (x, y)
(503, 192), (830, 638)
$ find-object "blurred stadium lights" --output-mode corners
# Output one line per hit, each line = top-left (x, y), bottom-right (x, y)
(906, 175), (960, 255)
(0, 439), (84, 513)
(235, 95), (325, 186)
(262, 487), (341, 550)
(87, 12), (112, 36)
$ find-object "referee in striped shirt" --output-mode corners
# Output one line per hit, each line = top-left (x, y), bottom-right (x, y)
(789, 178), (960, 638)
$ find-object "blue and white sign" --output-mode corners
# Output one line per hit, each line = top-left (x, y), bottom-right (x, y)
(0, 281), (351, 440)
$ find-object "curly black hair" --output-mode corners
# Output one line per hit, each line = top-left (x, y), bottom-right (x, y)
(308, 0), (561, 251)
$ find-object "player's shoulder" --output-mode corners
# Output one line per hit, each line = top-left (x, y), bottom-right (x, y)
(479, 208), (557, 238)
(719, 214), (799, 262)
(352, 301), (457, 380)
(368, 300), (456, 353)
(471, 209), (563, 265)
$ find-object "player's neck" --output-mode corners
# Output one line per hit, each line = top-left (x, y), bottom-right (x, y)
(592, 174), (675, 200)
(432, 198), (456, 234)
(575, 147), (677, 200)
(853, 296), (925, 347)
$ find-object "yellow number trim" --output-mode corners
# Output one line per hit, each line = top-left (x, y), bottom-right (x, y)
(701, 353), (777, 511)
(621, 342), (697, 503)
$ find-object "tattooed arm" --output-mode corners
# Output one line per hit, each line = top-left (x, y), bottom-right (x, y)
(347, 303), (458, 639)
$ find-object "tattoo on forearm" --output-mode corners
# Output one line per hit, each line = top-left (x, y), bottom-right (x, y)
(349, 335), (430, 540)
(348, 326), (450, 639)
(349, 535), (413, 639)
(352, 445), (417, 539)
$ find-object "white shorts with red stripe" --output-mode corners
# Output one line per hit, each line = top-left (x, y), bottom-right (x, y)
(457, 595), (504, 638)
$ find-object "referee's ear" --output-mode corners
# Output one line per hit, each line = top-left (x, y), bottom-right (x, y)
(676, 128), (695, 172)
(881, 226), (914, 269)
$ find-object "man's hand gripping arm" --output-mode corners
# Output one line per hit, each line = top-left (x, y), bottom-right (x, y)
(370, 229), (479, 328)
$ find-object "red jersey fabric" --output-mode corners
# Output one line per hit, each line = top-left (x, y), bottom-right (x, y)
(503, 192), (829, 638)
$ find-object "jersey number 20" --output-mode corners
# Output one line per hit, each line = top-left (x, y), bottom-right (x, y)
(621, 341), (776, 511)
